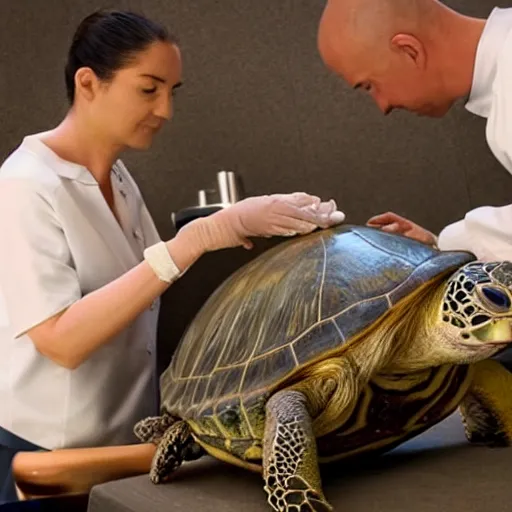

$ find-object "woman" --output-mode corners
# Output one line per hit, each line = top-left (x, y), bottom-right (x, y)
(0, 10), (344, 503)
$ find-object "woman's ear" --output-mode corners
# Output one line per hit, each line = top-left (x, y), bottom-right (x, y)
(74, 67), (99, 102)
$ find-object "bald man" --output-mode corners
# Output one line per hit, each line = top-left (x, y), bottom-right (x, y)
(317, 1), (512, 262)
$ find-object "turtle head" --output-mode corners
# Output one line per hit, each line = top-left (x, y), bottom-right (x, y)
(441, 261), (512, 354)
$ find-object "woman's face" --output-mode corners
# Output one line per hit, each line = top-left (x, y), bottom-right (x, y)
(82, 41), (183, 150)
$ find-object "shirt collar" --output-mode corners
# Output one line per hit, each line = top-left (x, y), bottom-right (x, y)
(21, 132), (99, 185)
(465, 7), (512, 118)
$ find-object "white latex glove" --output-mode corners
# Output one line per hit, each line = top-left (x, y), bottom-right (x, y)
(187, 192), (345, 251)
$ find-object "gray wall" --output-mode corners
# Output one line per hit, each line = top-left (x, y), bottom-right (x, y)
(1, 0), (512, 372)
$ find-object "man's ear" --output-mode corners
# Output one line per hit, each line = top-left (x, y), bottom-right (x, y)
(74, 67), (100, 102)
(390, 33), (426, 69)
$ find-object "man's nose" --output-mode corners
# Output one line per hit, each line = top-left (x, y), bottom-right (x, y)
(375, 98), (392, 116)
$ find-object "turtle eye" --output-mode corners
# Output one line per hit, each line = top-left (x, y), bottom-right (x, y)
(478, 286), (511, 312)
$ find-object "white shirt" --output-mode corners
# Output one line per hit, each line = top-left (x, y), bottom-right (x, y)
(0, 133), (161, 449)
(438, 7), (512, 261)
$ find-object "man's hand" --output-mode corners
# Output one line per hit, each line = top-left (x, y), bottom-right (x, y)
(366, 211), (437, 246)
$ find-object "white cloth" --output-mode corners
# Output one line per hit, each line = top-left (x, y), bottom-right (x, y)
(0, 132), (161, 449)
(438, 7), (512, 261)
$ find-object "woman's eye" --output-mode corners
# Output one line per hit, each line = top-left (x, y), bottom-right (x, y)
(142, 87), (157, 95)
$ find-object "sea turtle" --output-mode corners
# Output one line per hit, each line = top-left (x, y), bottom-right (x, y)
(134, 224), (512, 511)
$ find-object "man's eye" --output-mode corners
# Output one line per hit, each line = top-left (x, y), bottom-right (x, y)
(142, 87), (157, 94)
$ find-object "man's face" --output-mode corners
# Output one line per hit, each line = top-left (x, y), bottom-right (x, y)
(317, 8), (454, 118)
(345, 52), (454, 117)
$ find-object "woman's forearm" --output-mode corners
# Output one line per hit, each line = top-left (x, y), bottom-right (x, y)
(26, 226), (204, 369)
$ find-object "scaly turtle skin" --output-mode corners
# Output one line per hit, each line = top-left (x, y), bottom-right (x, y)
(135, 225), (512, 512)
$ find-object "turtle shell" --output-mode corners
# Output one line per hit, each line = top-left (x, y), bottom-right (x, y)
(161, 224), (474, 419)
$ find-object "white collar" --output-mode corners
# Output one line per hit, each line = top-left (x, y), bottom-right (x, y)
(465, 7), (512, 118)
(22, 132), (101, 185)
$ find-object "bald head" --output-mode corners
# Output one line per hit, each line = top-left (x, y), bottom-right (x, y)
(318, 0), (442, 62)
(316, 0), (484, 117)
(344, 0), (430, 28)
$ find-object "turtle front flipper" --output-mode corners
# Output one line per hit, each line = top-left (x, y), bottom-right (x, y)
(460, 359), (512, 446)
(263, 390), (332, 512)
(149, 420), (204, 484)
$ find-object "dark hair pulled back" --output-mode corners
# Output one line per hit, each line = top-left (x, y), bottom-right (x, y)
(65, 10), (177, 103)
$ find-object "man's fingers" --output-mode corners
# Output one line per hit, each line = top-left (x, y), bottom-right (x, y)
(367, 212), (402, 226)
(381, 222), (401, 233)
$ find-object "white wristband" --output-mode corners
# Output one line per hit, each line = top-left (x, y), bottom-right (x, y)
(143, 241), (181, 284)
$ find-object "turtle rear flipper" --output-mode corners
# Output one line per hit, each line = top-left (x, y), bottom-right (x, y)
(150, 421), (204, 484)
(460, 359), (512, 447)
(134, 414), (177, 444)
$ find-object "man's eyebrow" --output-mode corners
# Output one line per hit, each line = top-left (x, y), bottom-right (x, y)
(172, 81), (183, 90)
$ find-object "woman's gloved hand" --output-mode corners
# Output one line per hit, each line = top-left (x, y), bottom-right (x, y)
(186, 192), (346, 251)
